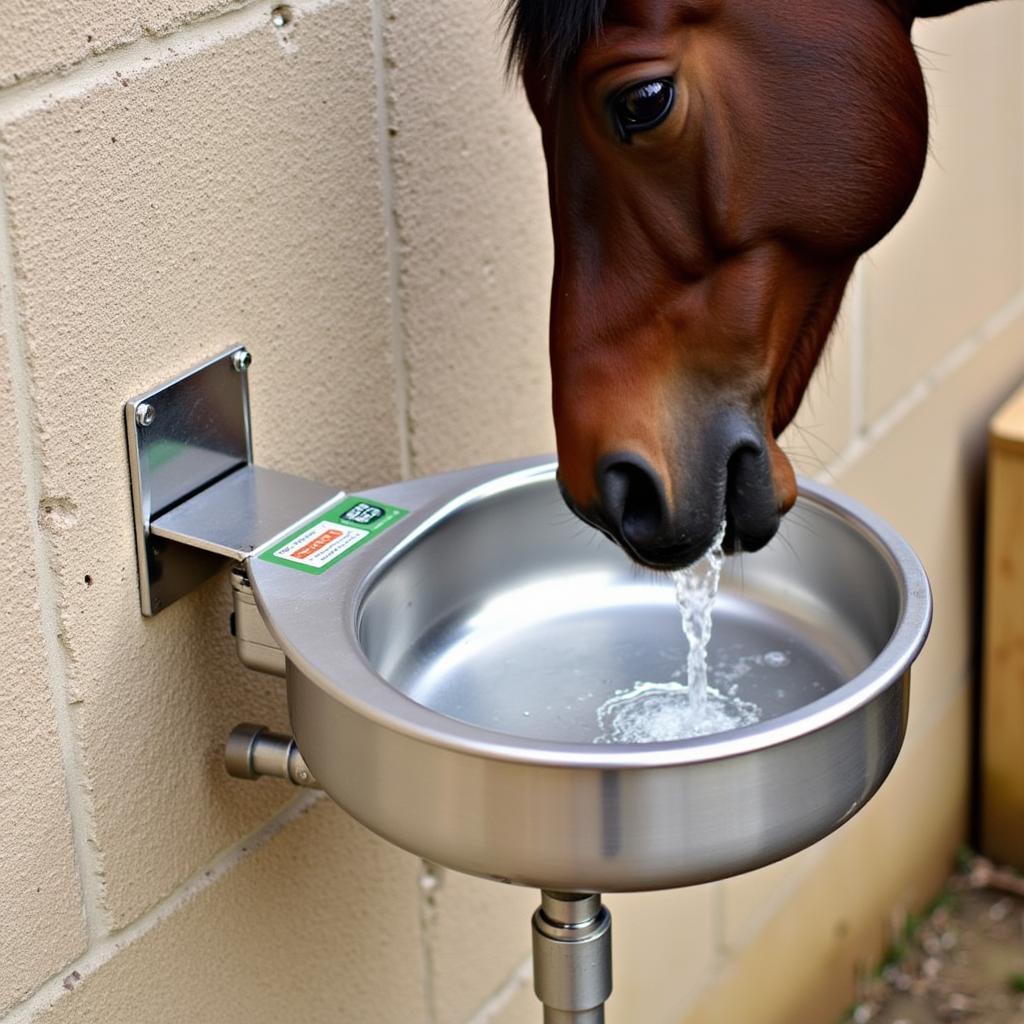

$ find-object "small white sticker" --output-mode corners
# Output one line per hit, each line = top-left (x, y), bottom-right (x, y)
(273, 521), (368, 569)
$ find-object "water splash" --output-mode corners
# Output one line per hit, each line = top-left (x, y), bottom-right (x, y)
(596, 680), (761, 742)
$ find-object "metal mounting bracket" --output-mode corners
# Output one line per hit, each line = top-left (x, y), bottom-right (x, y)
(124, 347), (341, 615)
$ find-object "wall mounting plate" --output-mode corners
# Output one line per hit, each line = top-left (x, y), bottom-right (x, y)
(125, 346), (340, 615)
(125, 347), (253, 615)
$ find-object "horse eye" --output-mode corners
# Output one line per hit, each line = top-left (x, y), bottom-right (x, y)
(612, 79), (675, 141)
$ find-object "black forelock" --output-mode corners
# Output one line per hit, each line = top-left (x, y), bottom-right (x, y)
(503, 0), (608, 80)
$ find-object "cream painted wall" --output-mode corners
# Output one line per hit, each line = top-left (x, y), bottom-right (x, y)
(0, 2), (1020, 1023)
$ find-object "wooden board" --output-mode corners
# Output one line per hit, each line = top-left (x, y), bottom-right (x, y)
(982, 383), (1024, 869)
(991, 385), (1024, 458)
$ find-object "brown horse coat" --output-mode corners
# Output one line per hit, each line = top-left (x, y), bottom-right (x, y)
(506, 0), (993, 567)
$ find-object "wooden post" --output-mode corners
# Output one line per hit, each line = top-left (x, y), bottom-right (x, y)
(982, 386), (1024, 869)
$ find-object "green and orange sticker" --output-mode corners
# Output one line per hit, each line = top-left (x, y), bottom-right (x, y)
(260, 496), (407, 575)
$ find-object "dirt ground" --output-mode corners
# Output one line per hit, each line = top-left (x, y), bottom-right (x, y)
(845, 859), (1024, 1024)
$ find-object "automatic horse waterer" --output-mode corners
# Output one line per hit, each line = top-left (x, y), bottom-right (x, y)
(125, 347), (932, 1022)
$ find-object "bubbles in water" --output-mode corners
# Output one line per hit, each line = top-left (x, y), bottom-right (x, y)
(595, 680), (761, 743)
(764, 651), (790, 668)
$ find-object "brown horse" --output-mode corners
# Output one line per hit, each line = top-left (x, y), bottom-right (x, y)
(506, 0), (989, 569)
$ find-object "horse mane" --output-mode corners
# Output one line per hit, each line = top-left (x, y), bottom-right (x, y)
(503, 0), (607, 79)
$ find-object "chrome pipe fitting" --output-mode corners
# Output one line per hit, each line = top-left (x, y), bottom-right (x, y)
(543, 1011), (604, 1024)
(225, 723), (318, 788)
(532, 892), (612, 1023)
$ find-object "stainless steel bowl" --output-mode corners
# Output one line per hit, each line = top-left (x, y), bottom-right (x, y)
(249, 458), (931, 892)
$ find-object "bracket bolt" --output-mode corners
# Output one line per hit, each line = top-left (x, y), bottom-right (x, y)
(231, 348), (252, 373)
(135, 403), (156, 427)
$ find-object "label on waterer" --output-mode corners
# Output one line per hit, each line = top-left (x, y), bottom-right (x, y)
(261, 496), (407, 575)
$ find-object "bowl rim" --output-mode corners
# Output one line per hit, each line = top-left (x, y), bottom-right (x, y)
(251, 459), (932, 770)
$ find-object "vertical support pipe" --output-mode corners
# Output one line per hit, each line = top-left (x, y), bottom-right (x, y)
(532, 892), (612, 1022)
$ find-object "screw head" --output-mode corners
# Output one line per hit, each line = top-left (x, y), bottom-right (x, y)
(135, 402), (156, 427)
(231, 348), (252, 373)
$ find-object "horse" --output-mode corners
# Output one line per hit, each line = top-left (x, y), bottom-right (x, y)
(504, 0), (988, 569)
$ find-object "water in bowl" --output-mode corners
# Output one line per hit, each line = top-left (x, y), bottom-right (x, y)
(388, 530), (855, 744)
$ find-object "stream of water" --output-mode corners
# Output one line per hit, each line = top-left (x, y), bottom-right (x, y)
(594, 521), (765, 743)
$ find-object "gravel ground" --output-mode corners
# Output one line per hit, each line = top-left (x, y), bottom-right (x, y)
(845, 859), (1024, 1024)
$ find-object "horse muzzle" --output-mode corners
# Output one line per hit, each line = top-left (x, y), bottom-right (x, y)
(562, 412), (787, 570)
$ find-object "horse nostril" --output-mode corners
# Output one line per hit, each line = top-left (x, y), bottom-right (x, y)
(598, 455), (669, 548)
(725, 439), (779, 553)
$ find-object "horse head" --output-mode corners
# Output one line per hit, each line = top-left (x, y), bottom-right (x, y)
(507, 0), (929, 568)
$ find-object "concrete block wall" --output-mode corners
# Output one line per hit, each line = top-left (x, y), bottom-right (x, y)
(0, 2), (1020, 1022)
